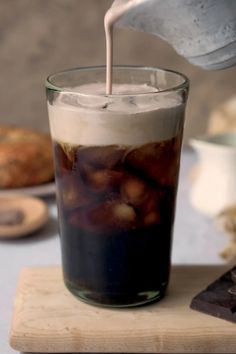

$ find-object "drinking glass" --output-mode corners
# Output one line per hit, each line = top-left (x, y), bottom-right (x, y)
(46, 66), (189, 307)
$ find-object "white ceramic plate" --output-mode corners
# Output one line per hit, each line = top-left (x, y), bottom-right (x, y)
(0, 182), (56, 197)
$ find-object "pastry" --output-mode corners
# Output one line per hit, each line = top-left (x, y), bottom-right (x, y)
(0, 125), (54, 188)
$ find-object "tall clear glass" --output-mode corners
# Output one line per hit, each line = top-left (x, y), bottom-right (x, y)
(46, 66), (189, 307)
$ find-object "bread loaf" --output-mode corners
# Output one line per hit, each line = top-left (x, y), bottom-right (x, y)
(0, 126), (54, 188)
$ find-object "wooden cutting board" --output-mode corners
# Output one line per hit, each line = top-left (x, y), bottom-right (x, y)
(10, 265), (236, 353)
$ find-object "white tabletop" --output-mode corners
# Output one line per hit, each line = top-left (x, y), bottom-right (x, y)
(0, 148), (228, 354)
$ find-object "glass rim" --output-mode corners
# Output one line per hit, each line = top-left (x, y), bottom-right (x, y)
(46, 65), (189, 97)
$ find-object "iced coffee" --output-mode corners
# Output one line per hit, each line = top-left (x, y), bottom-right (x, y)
(46, 67), (188, 307)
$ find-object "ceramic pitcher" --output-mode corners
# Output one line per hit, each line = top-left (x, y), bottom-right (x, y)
(113, 0), (236, 70)
(190, 133), (236, 216)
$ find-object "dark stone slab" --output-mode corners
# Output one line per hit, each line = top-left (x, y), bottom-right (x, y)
(190, 266), (236, 323)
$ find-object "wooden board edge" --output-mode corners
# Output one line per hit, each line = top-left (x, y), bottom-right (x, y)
(8, 265), (235, 353)
(9, 267), (30, 350)
(9, 266), (60, 351)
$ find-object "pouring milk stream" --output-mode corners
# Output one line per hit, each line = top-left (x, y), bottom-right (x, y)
(104, 0), (145, 94)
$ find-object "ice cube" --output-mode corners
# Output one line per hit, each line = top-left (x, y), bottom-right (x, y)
(76, 145), (125, 169)
(69, 199), (137, 232)
(125, 138), (180, 186)
(113, 203), (136, 223)
(58, 89), (108, 110)
(143, 211), (160, 226)
(140, 189), (161, 226)
(83, 166), (123, 194)
(121, 174), (147, 205)
(59, 175), (92, 210)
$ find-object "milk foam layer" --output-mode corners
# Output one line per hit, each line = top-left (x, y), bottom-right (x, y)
(48, 83), (184, 146)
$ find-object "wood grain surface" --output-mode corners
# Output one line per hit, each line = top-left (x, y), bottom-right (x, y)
(10, 265), (236, 353)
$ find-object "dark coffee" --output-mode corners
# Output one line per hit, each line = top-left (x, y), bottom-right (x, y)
(53, 135), (181, 306)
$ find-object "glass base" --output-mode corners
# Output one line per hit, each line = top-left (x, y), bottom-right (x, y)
(65, 280), (167, 308)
